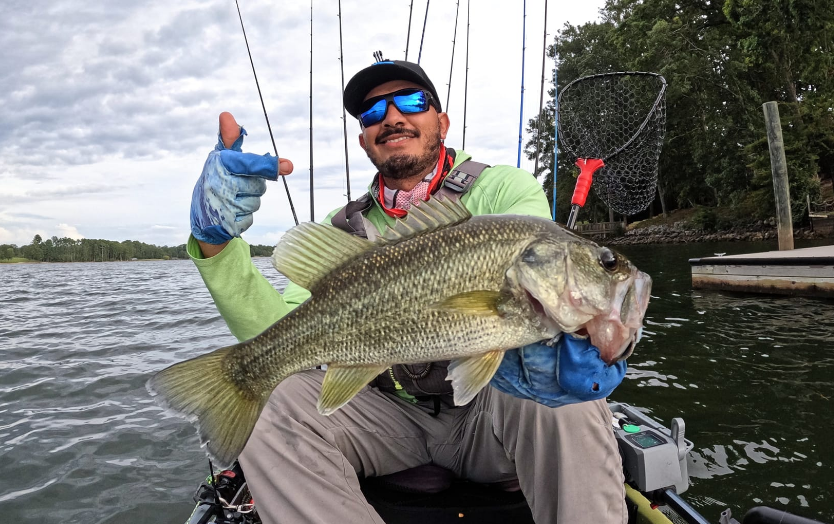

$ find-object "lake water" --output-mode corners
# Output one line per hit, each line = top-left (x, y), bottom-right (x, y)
(1, 239), (832, 524)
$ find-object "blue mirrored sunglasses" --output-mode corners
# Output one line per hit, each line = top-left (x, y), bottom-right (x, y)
(359, 89), (438, 127)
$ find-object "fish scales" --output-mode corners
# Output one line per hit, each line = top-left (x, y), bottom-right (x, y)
(234, 216), (548, 385)
(148, 197), (652, 465)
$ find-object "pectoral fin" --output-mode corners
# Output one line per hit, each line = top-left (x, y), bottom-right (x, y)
(435, 291), (504, 315)
(318, 364), (387, 415)
(446, 350), (505, 406)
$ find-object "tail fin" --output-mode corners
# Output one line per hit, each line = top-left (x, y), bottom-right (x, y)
(147, 346), (268, 466)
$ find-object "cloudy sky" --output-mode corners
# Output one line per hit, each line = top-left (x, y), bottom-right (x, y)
(1, 0), (604, 248)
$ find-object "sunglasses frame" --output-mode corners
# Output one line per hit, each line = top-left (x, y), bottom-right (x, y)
(359, 88), (440, 128)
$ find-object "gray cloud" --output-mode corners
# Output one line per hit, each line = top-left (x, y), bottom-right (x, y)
(2, 0), (600, 245)
(7, 212), (56, 221)
(0, 183), (127, 204)
(0, 0), (246, 171)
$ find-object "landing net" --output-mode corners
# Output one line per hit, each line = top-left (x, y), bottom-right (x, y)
(558, 72), (667, 216)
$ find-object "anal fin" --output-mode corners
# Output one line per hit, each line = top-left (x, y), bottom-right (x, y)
(318, 364), (387, 415)
(446, 350), (505, 407)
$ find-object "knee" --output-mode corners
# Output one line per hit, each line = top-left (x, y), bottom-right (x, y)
(241, 371), (325, 458)
(507, 396), (612, 436)
(544, 398), (612, 427)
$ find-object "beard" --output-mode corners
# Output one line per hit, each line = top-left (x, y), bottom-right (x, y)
(364, 126), (442, 180)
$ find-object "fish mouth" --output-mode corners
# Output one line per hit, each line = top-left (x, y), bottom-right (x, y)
(524, 289), (547, 318)
(522, 285), (594, 339)
(614, 326), (642, 361)
(582, 271), (651, 364)
(521, 271), (651, 365)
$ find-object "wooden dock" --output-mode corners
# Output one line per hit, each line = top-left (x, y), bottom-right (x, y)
(689, 245), (834, 297)
(574, 221), (625, 237)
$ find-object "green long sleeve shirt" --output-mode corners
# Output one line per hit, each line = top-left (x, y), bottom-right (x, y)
(188, 150), (552, 342)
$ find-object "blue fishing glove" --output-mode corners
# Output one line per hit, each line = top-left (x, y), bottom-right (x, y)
(490, 334), (627, 408)
(190, 127), (281, 244)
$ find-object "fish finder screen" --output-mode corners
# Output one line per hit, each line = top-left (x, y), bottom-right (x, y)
(626, 431), (665, 449)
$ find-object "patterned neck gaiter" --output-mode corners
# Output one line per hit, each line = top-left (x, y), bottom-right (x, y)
(376, 144), (454, 218)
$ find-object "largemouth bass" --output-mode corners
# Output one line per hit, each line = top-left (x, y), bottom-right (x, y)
(148, 197), (651, 465)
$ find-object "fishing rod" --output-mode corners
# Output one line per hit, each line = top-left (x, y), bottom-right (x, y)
(337, 0), (351, 201)
(405, 0), (414, 60)
(516, 0), (527, 168)
(309, 0), (314, 221)
(233, 0), (299, 226)
(462, 0), (471, 149)
(445, 0), (461, 112)
(552, 64), (559, 221)
(417, 0), (430, 65)
(534, 0), (548, 180)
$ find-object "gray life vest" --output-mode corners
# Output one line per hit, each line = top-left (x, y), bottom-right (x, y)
(330, 154), (490, 408)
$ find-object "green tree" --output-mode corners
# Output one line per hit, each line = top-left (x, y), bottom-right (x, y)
(22, 244), (43, 261)
(526, 0), (833, 222)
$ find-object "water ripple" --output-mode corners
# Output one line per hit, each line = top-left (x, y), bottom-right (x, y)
(2, 246), (833, 523)
(614, 240), (834, 522)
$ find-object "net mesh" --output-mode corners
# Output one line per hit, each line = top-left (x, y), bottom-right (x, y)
(558, 72), (666, 216)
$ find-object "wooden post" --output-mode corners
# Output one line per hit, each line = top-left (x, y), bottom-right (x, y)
(762, 102), (794, 250)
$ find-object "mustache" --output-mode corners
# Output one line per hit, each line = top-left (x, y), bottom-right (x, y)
(376, 127), (420, 144)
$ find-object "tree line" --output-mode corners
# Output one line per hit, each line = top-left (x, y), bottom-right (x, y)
(1, 235), (276, 262)
(526, 0), (833, 225)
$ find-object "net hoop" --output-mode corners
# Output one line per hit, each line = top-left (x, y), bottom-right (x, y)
(557, 71), (667, 216)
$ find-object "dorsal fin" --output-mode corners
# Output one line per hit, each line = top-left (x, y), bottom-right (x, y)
(381, 196), (471, 244)
(272, 222), (374, 290)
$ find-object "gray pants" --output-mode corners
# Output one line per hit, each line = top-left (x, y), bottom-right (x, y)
(239, 370), (626, 524)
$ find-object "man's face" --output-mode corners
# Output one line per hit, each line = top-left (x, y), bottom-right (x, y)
(358, 80), (451, 180)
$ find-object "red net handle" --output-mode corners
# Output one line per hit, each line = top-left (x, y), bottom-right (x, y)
(571, 158), (606, 207)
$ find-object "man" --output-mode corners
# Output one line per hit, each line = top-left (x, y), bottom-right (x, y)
(188, 58), (627, 524)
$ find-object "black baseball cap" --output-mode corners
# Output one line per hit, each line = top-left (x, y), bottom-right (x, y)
(344, 59), (442, 118)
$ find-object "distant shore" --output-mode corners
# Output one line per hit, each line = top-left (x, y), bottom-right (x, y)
(0, 255), (275, 264)
(606, 221), (822, 245)
(0, 258), (181, 264)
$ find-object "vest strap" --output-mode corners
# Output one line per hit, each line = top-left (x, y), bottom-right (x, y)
(330, 193), (374, 238)
(439, 160), (490, 195)
(332, 159), (489, 239)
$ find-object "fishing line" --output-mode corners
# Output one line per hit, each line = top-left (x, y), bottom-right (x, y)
(445, 0), (461, 112)
(233, 0), (299, 226)
(552, 64), (559, 221)
(405, 0), (414, 60)
(337, 0), (351, 201)
(309, 0), (314, 221)
(462, 0), (471, 149)
(417, 0), (430, 65)
(534, 0), (548, 180)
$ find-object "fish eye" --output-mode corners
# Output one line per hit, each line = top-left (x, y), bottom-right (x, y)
(599, 248), (619, 272)
(521, 246), (541, 264)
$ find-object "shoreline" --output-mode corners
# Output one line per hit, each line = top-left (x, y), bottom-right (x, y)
(0, 258), (182, 264)
(0, 255), (273, 265)
(605, 221), (825, 245)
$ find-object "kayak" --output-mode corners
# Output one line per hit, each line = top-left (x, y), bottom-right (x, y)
(183, 403), (828, 524)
